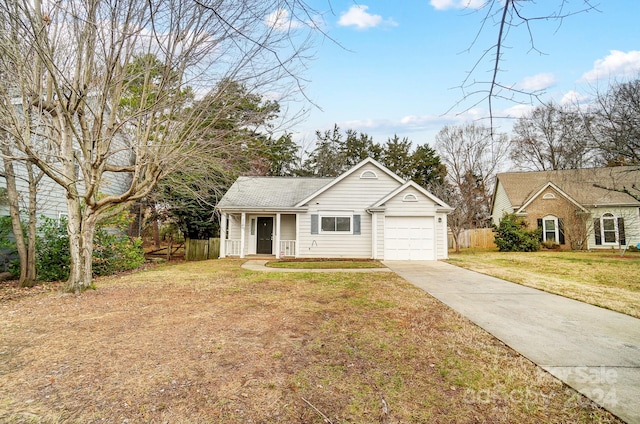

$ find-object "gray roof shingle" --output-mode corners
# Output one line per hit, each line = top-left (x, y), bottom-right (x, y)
(217, 176), (334, 209)
(497, 166), (640, 207)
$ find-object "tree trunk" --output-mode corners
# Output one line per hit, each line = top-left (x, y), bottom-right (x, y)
(452, 230), (461, 254)
(25, 164), (39, 282)
(64, 199), (97, 293)
(0, 154), (29, 284)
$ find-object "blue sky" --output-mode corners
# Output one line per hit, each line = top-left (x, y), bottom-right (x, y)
(272, 1), (640, 148)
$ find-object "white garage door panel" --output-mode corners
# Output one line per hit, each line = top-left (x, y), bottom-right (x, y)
(384, 217), (434, 260)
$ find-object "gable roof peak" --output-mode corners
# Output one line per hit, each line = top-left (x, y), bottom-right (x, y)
(294, 157), (405, 207)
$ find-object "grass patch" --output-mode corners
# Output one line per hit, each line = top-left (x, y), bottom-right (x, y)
(448, 248), (640, 318)
(0, 259), (620, 423)
(266, 259), (386, 269)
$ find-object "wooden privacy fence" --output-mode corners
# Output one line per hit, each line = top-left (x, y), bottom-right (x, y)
(448, 228), (496, 249)
(185, 238), (220, 261)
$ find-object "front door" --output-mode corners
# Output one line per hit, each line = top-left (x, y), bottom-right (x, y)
(256, 217), (273, 254)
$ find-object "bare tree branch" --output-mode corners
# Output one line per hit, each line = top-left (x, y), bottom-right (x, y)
(455, 0), (599, 126)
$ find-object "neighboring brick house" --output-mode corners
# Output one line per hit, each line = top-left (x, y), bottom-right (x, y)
(491, 167), (640, 250)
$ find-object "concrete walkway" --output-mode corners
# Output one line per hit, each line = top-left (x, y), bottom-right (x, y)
(384, 260), (640, 424)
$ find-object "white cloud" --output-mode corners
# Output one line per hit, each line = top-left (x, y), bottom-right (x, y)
(338, 5), (396, 30)
(430, 0), (485, 11)
(518, 73), (557, 91)
(265, 9), (303, 32)
(581, 50), (640, 82)
(560, 90), (590, 106)
(503, 104), (534, 119)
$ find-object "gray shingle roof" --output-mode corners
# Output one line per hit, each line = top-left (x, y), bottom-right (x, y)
(217, 176), (334, 209)
(497, 166), (640, 207)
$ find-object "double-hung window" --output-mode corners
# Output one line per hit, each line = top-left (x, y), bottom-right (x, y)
(593, 213), (626, 246)
(601, 213), (617, 244)
(321, 215), (352, 233)
(542, 216), (558, 243)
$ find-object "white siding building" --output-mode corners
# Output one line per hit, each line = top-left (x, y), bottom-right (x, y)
(217, 158), (453, 261)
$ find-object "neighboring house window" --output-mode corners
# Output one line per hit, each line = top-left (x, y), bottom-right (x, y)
(602, 213), (617, 243)
(360, 170), (378, 179)
(542, 215), (558, 243)
(542, 193), (556, 199)
(593, 213), (626, 246)
(537, 216), (565, 245)
(402, 193), (418, 202)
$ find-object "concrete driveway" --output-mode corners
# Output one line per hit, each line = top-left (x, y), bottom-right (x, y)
(384, 260), (640, 424)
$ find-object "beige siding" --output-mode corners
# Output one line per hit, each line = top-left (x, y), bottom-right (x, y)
(0, 134), (130, 221)
(383, 187), (438, 216)
(436, 213), (448, 259)
(0, 168), (68, 222)
(297, 163), (402, 258)
(374, 213), (385, 259)
(491, 182), (514, 225)
(588, 206), (640, 250)
(280, 214), (296, 240)
(228, 215), (242, 240)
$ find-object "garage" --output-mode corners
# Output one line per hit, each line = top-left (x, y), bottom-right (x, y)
(384, 216), (435, 260)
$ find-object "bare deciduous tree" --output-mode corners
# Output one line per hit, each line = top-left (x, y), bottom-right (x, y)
(435, 123), (509, 249)
(511, 102), (592, 171)
(588, 78), (640, 166)
(0, 0), (318, 292)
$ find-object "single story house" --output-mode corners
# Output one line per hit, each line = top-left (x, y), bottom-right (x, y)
(491, 166), (640, 250)
(217, 157), (453, 260)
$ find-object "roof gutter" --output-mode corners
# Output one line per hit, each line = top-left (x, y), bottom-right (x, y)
(216, 206), (308, 213)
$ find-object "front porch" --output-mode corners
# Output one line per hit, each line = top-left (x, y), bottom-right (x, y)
(219, 212), (298, 259)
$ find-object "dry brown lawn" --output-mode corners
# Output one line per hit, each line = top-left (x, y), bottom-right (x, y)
(447, 249), (640, 318)
(0, 259), (620, 423)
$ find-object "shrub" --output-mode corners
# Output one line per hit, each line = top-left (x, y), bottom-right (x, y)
(35, 217), (71, 281)
(36, 214), (145, 281)
(541, 240), (560, 250)
(92, 227), (145, 276)
(0, 216), (20, 278)
(493, 214), (541, 252)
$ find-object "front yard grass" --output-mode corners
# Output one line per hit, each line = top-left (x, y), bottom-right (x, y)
(447, 248), (640, 318)
(0, 259), (619, 423)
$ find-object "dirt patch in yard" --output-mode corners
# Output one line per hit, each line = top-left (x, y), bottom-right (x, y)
(0, 260), (620, 423)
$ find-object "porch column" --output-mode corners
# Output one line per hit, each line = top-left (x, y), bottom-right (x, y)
(219, 212), (227, 258)
(371, 212), (377, 259)
(295, 213), (300, 258)
(240, 212), (246, 258)
(275, 213), (281, 259)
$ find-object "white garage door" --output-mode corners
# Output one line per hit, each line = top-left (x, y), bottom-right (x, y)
(384, 216), (435, 260)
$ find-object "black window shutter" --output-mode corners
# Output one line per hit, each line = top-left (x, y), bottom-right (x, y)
(558, 219), (565, 245)
(353, 215), (361, 235)
(618, 217), (626, 245)
(311, 214), (318, 234)
(537, 218), (543, 241)
(593, 218), (602, 245)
